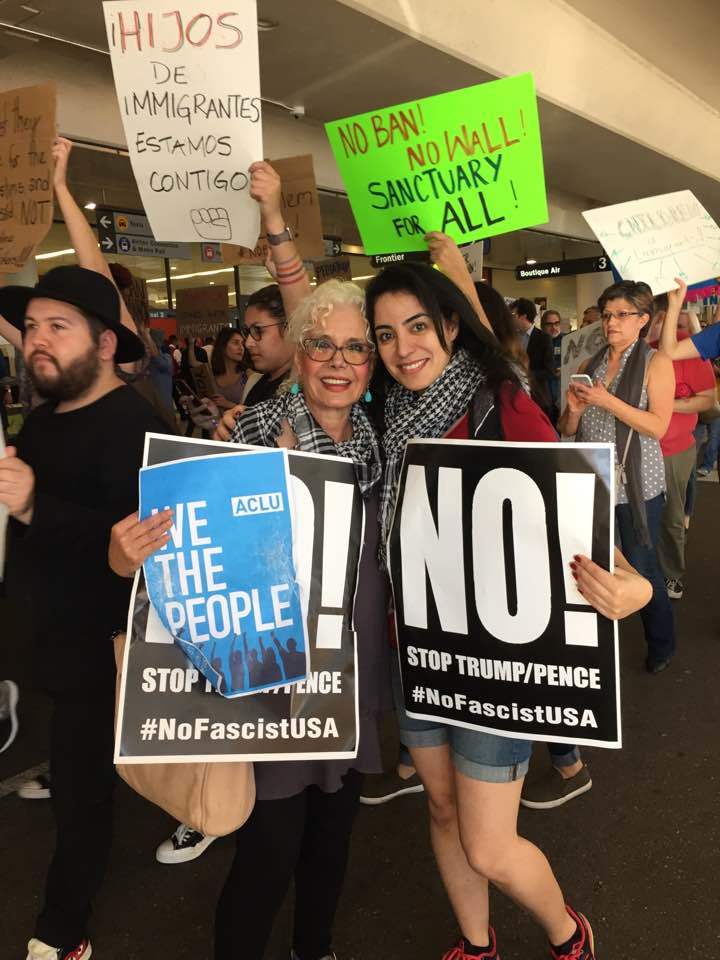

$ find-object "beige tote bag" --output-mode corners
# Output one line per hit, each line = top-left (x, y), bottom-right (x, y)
(114, 632), (255, 837)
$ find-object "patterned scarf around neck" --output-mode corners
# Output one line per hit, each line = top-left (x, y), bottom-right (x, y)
(230, 391), (382, 498)
(378, 348), (486, 567)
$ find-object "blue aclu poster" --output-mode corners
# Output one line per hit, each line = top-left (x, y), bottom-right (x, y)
(140, 449), (308, 697)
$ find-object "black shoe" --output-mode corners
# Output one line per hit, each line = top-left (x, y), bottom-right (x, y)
(646, 656), (672, 674)
(359, 769), (424, 805)
(521, 764), (592, 810)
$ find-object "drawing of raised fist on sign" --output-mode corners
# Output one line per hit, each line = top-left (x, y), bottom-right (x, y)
(191, 207), (232, 241)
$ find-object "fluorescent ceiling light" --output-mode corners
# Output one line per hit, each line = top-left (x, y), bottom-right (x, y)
(2, 29), (40, 42)
(35, 247), (75, 260)
(84, 201), (96, 210)
(147, 266), (234, 284)
(526, 258), (537, 265)
(258, 18), (279, 30)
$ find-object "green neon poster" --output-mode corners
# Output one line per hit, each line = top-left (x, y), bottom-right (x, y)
(325, 73), (548, 255)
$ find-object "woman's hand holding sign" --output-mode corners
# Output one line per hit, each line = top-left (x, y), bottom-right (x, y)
(249, 160), (284, 234)
(572, 550), (652, 621)
(109, 509), (173, 578)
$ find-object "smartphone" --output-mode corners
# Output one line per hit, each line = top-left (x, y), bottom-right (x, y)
(570, 374), (593, 388)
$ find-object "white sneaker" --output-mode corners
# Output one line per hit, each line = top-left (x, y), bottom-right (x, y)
(17, 774), (52, 800)
(155, 823), (217, 864)
(26, 936), (92, 959)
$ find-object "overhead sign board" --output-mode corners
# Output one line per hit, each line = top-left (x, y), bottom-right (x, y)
(97, 208), (192, 260)
(516, 255), (611, 281)
(369, 250), (430, 268)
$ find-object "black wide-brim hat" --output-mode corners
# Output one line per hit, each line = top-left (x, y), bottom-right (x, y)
(0, 265), (145, 364)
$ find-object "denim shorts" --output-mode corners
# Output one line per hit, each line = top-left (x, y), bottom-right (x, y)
(392, 658), (532, 783)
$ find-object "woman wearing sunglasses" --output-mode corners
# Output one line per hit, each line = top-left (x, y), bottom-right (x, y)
(558, 281), (676, 675)
(212, 278), (389, 960)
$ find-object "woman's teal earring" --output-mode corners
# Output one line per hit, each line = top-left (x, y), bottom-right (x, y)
(290, 382), (301, 395)
(363, 389), (372, 403)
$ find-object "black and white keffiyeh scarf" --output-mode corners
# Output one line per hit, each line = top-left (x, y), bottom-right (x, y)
(230, 391), (382, 497)
(378, 348), (486, 566)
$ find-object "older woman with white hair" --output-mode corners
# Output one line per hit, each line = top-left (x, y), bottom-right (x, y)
(213, 278), (389, 960)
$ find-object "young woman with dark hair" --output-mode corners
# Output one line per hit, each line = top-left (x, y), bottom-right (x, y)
(210, 327), (249, 409)
(364, 262), (648, 960)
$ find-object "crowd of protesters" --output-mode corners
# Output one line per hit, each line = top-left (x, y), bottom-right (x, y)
(1, 142), (717, 960)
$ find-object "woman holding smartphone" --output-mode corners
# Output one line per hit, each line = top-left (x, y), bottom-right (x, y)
(558, 281), (676, 674)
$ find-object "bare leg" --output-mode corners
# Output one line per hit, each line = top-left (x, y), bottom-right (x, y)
(409, 744), (490, 946)
(454, 771), (576, 946)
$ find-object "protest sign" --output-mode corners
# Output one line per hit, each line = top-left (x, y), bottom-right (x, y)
(582, 190), (720, 294)
(461, 240), (484, 281)
(175, 284), (229, 340)
(314, 257), (352, 284)
(325, 73), (547, 255)
(0, 83), (56, 273)
(389, 439), (619, 748)
(116, 434), (363, 762)
(560, 320), (605, 401)
(221, 154), (325, 264)
(103, 1), (262, 248)
(141, 448), (307, 697)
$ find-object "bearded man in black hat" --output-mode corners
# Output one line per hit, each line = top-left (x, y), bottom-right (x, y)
(0, 265), (171, 960)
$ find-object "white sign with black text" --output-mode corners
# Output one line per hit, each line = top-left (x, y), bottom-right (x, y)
(115, 434), (363, 763)
(583, 190), (720, 294)
(103, 0), (263, 248)
(389, 439), (620, 748)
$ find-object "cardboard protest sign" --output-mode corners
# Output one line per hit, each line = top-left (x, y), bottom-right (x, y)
(222, 154), (325, 264)
(389, 439), (620, 748)
(583, 190), (720, 295)
(560, 321), (605, 401)
(175, 284), (229, 340)
(116, 434), (363, 762)
(314, 257), (352, 284)
(461, 240), (484, 282)
(103, 1), (262, 248)
(325, 73), (547, 255)
(140, 448), (307, 697)
(0, 83), (56, 273)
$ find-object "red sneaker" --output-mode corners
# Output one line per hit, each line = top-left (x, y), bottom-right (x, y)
(26, 937), (92, 960)
(550, 906), (595, 959)
(442, 927), (499, 959)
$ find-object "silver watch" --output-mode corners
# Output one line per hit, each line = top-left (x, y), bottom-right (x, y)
(266, 225), (293, 246)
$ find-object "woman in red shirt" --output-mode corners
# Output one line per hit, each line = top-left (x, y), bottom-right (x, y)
(366, 263), (637, 960)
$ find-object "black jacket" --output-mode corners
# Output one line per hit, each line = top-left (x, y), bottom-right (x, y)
(525, 327), (554, 412)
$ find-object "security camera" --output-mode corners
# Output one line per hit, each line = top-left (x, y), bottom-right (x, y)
(290, 104), (305, 119)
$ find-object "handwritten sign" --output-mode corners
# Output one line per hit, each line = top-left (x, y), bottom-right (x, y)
(176, 284), (229, 340)
(222, 154), (325, 264)
(0, 83), (56, 273)
(560, 320), (605, 401)
(103, 1), (262, 248)
(314, 257), (352, 284)
(583, 190), (720, 295)
(325, 73), (547, 255)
